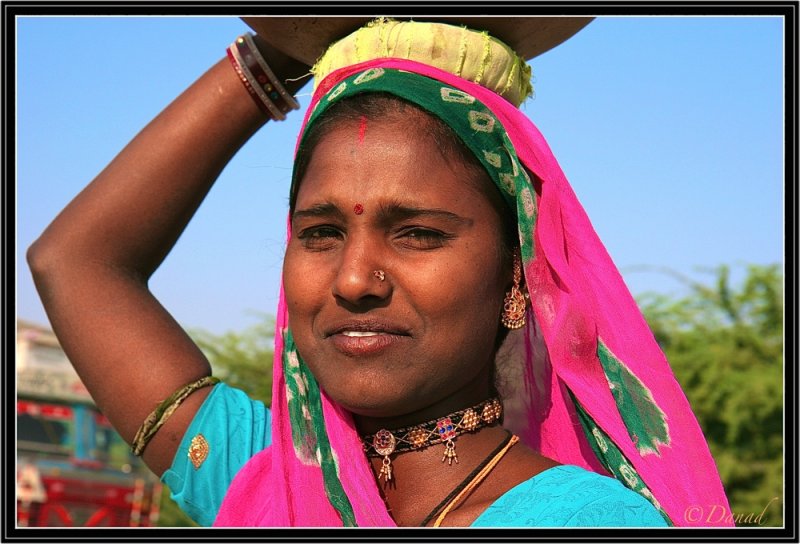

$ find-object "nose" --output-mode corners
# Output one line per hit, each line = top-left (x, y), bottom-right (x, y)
(332, 234), (390, 307)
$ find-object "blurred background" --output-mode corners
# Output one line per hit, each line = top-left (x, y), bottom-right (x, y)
(15, 15), (784, 527)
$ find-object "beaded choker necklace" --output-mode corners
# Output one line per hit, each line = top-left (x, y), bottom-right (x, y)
(360, 397), (502, 481)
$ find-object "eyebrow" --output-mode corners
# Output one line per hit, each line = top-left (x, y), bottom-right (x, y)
(376, 203), (474, 226)
(292, 203), (346, 222)
(291, 201), (473, 227)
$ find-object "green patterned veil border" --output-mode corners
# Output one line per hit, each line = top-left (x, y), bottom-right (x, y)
(572, 391), (674, 526)
(282, 328), (357, 526)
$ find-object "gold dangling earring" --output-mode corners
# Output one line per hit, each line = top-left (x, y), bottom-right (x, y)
(501, 253), (527, 329)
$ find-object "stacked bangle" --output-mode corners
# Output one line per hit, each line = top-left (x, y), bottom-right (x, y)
(227, 32), (300, 121)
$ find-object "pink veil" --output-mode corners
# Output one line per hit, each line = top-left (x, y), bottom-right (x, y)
(214, 57), (732, 527)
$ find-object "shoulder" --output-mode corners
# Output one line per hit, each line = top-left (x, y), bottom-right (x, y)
(472, 465), (668, 527)
(160, 383), (272, 526)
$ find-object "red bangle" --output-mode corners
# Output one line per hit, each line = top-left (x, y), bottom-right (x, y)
(233, 39), (288, 119)
(227, 42), (285, 120)
(226, 47), (272, 117)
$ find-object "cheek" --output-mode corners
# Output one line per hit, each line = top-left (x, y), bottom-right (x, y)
(282, 247), (321, 328)
(420, 253), (506, 337)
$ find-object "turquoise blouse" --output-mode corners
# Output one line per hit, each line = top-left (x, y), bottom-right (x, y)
(162, 383), (667, 527)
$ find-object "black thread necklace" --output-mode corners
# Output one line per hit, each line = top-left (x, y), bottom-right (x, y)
(420, 431), (515, 527)
(360, 397), (503, 482)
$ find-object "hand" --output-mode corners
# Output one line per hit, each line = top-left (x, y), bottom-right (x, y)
(248, 32), (312, 95)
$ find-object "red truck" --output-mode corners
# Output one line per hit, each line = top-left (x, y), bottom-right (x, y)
(16, 320), (162, 527)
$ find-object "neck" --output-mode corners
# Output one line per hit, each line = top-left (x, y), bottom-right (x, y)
(351, 393), (554, 527)
(352, 374), (495, 435)
(367, 424), (514, 526)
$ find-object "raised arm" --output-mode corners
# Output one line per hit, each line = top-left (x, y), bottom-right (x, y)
(27, 36), (308, 476)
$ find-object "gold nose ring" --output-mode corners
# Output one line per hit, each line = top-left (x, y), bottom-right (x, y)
(373, 270), (385, 282)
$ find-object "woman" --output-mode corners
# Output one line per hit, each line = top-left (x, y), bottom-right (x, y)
(28, 18), (730, 527)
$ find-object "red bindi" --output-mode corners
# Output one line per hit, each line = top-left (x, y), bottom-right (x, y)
(354, 203), (364, 215)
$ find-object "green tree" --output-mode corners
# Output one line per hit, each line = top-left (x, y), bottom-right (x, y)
(638, 264), (783, 527)
(155, 313), (276, 526)
(191, 313), (276, 406)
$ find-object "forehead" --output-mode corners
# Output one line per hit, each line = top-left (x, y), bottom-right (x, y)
(294, 116), (490, 210)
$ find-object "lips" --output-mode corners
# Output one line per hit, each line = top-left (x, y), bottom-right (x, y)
(324, 319), (411, 357)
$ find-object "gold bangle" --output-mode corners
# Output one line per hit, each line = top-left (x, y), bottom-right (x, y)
(131, 376), (220, 456)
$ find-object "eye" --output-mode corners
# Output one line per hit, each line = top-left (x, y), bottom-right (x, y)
(396, 228), (453, 250)
(297, 226), (343, 250)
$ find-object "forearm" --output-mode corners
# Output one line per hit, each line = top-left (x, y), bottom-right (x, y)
(27, 39), (307, 476)
(30, 54), (291, 277)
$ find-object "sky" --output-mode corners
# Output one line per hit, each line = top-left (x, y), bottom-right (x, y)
(15, 15), (785, 335)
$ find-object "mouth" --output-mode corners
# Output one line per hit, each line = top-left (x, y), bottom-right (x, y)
(325, 319), (411, 337)
(325, 320), (411, 357)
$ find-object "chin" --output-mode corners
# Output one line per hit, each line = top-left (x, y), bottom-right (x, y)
(328, 390), (415, 419)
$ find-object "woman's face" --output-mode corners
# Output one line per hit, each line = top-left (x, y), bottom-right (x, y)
(283, 113), (510, 423)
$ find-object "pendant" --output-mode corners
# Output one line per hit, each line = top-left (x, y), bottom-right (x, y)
(373, 429), (396, 481)
(442, 438), (458, 465)
(437, 418), (459, 465)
